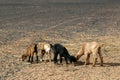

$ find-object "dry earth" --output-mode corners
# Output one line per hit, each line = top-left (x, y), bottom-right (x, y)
(0, 0), (120, 80)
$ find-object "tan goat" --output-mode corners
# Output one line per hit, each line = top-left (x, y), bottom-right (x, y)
(37, 42), (52, 62)
(76, 42), (103, 67)
(22, 43), (38, 63)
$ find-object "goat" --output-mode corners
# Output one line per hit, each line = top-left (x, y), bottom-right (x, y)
(52, 44), (77, 64)
(37, 42), (53, 62)
(22, 43), (38, 63)
(75, 42), (103, 67)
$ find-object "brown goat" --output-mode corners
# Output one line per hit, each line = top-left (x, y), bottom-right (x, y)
(37, 42), (52, 62)
(75, 42), (103, 67)
(22, 43), (38, 63)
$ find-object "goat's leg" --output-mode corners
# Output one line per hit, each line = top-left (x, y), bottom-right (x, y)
(41, 53), (44, 62)
(92, 58), (97, 67)
(98, 47), (103, 66)
(87, 54), (90, 65)
(92, 51), (99, 67)
(36, 52), (39, 63)
(84, 53), (90, 65)
(36, 56), (39, 63)
(60, 55), (63, 64)
(28, 55), (31, 62)
(65, 57), (68, 64)
(31, 56), (33, 63)
(49, 52), (52, 62)
(40, 50), (45, 62)
(53, 53), (58, 64)
(30, 53), (34, 63)
(98, 53), (103, 66)
(44, 53), (47, 63)
(46, 51), (51, 62)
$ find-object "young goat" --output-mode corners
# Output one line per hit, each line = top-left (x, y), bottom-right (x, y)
(22, 43), (38, 63)
(37, 42), (53, 62)
(75, 42), (103, 67)
(52, 44), (77, 64)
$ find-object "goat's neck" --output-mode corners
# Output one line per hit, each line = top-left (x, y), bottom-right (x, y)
(76, 48), (84, 60)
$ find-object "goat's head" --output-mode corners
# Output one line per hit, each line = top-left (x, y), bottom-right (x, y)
(22, 54), (27, 61)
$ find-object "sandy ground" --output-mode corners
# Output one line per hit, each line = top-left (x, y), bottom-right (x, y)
(0, 0), (120, 80)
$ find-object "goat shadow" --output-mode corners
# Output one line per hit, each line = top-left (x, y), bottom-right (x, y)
(104, 62), (120, 67)
(74, 61), (120, 67)
(74, 61), (84, 66)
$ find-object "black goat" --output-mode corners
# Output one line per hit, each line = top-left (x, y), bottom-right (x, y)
(52, 44), (77, 64)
